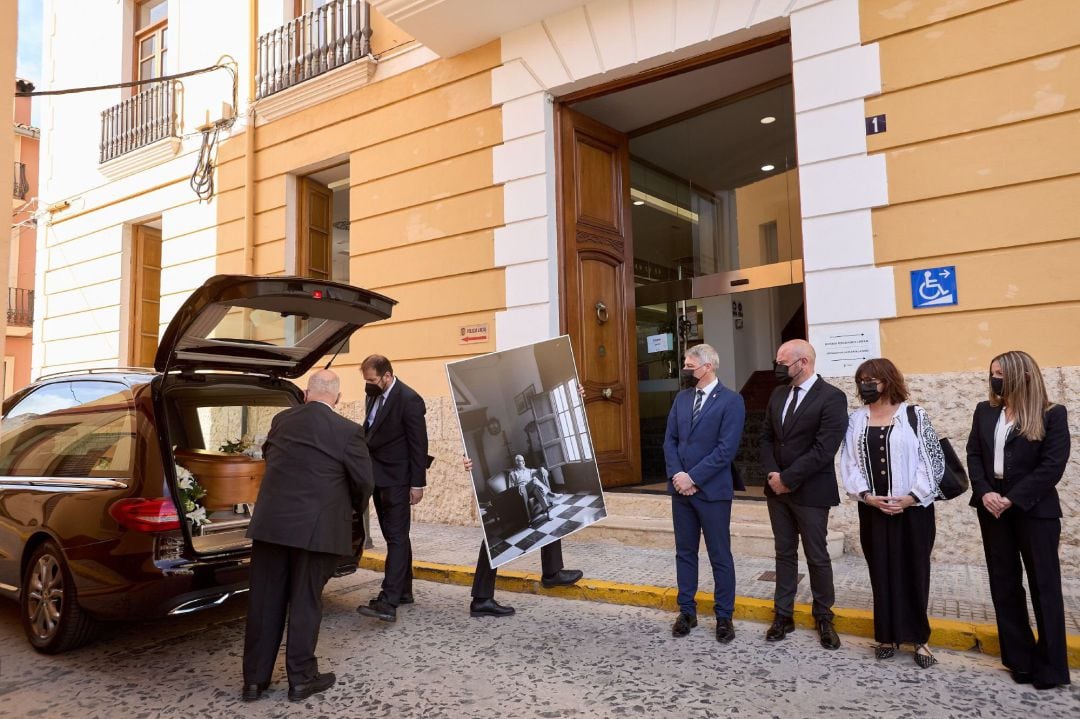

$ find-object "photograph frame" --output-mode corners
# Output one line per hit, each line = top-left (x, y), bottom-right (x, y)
(446, 336), (607, 570)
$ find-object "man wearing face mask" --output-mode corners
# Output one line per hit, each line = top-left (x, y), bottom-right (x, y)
(759, 339), (848, 650)
(356, 355), (429, 624)
(663, 343), (746, 642)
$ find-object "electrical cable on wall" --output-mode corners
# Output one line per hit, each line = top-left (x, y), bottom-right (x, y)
(190, 123), (222, 202)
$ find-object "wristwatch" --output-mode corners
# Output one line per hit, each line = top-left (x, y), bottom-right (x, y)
(859, 490), (870, 501)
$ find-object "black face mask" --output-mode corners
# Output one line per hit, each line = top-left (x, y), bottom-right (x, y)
(773, 363), (793, 384)
(990, 376), (1004, 397)
(364, 382), (383, 398)
(680, 369), (699, 389)
(858, 382), (881, 404)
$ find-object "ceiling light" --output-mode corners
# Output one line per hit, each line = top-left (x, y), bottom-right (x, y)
(632, 200), (645, 206)
(760, 116), (776, 124)
(761, 164), (775, 172)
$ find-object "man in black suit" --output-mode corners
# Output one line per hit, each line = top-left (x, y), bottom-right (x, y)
(357, 355), (428, 623)
(759, 339), (848, 650)
(242, 370), (372, 702)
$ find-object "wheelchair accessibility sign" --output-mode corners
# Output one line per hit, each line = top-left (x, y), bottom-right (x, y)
(910, 266), (957, 309)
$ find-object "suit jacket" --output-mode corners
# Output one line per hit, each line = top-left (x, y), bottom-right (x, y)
(759, 376), (847, 507)
(365, 378), (429, 488)
(248, 401), (373, 556)
(663, 381), (746, 502)
(966, 401), (1068, 518)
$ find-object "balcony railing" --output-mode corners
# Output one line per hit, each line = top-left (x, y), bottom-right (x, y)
(257, 0), (372, 100)
(8, 288), (34, 327)
(13, 162), (29, 200)
(99, 80), (178, 164)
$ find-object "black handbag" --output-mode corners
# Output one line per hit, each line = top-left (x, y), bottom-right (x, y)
(906, 405), (969, 500)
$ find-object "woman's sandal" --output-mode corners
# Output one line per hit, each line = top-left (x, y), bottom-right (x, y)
(914, 644), (938, 669)
(874, 643), (897, 660)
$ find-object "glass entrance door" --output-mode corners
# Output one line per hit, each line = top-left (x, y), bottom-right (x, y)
(635, 283), (805, 491)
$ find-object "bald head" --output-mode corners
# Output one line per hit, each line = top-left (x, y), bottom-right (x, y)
(306, 369), (341, 406)
(776, 340), (817, 383)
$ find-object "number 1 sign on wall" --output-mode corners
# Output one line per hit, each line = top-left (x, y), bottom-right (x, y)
(865, 114), (887, 135)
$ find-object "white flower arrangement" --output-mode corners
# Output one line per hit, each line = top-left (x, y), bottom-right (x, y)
(175, 464), (211, 528)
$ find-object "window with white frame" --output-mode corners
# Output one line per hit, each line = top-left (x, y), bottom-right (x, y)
(551, 378), (592, 463)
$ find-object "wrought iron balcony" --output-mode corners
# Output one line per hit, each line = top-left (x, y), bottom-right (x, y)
(7, 288), (34, 327)
(257, 0), (372, 99)
(13, 162), (29, 200)
(99, 80), (178, 164)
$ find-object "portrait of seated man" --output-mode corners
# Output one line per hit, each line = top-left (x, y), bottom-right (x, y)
(507, 454), (559, 509)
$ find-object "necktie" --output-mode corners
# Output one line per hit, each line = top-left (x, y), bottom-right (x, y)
(366, 394), (383, 429)
(692, 389), (705, 424)
(782, 386), (801, 430)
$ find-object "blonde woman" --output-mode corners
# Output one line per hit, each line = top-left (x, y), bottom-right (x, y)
(840, 358), (944, 668)
(966, 350), (1070, 690)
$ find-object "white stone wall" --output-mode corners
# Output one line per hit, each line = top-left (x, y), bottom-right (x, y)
(827, 368), (1080, 578)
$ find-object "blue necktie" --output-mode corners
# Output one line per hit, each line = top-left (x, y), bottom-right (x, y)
(692, 390), (705, 425)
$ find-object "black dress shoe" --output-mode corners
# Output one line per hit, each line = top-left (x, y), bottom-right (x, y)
(399, 593), (415, 605)
(331, 561), (358, 578)
(1009, 670), (1033, 685)
(241, 681), (269, 702)
(541, 569), (584, 588)
(470, 597), (516, 617)
(715, 618), (735, 643)
(1032, 681), (1061, 690)
(765, 615), (795, 642)
(672, 612), (698, 637)
(288, 672), (335, 702)
(357, 598), (397, 622)
(817, 619), (841, 650)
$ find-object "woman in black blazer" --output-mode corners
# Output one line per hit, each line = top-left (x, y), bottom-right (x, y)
(966, 350), (1070, 689)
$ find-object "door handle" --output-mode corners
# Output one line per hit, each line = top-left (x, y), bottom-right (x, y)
(601, 387), (613, 399)
(595, 301), (609, 324)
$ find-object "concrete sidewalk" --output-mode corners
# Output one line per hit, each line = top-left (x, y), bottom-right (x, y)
(362, 520), (1080, 666)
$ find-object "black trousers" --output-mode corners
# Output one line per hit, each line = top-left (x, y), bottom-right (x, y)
(471, 539), (564, 599)
(373, 484), (413, 605)
(859, 502), (935, 644)
(766, 494), (835, 620)
(977, 507), (1070, 685)
(243, 540), (339, 687)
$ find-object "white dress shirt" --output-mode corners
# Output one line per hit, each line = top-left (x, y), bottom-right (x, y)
(993, 411), (1014, 479)
(781, 373), (818, 418)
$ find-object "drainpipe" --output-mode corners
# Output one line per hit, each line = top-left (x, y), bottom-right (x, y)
(244, 0), (258, 275)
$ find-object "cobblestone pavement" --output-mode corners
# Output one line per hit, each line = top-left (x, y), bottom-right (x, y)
(0, 571), (1076, 719)
(391, 521), (1080, 632)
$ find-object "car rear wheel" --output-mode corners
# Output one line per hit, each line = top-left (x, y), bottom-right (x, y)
(20, 541), (97, 653)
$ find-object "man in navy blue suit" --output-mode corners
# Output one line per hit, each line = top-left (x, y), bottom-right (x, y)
(663, 343), (746, 642)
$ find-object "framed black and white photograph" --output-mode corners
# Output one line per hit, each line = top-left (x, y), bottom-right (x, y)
(514, 384), (535, 414)
(446, 336), (607, 569)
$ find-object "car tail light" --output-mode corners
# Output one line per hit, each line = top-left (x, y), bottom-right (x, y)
(110, 498), (182, 533)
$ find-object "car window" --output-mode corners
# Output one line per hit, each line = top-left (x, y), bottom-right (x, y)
(193, 403), (289, 455)
(0, 381), (136, 478)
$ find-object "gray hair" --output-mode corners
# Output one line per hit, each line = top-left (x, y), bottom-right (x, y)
(307, 369), (341, 397)
(685, 343), (719, 370)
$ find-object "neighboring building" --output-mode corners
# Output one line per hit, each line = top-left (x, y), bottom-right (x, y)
(1, 1), (17, 398)
(35, 0), (1080, 569)
(8, 79), (38, 395)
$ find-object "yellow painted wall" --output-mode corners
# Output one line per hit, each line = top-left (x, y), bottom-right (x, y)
(864, 0), (1080, 371)
(214, 39), (505, 398)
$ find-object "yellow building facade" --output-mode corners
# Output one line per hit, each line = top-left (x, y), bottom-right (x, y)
(34, 0), (1080, 568)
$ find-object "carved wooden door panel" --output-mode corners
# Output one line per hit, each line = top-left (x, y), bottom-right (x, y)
(558, 107), (640, 487)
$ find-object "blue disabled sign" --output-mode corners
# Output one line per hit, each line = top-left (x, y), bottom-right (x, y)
(910, 266), (958, 309)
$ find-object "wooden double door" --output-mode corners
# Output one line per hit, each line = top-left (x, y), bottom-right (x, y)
(558, 107), (640, 488)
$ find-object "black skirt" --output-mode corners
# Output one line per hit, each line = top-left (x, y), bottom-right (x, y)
(859, 502), (936, 644)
